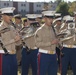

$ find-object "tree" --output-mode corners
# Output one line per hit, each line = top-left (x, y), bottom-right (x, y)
(56, 2), (69, 16)
(56, 0), (63, 5)
(68, 1), (76, 16)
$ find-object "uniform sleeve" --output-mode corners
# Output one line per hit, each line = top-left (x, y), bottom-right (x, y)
(11, 27), (21, 42)
(34, 30), (51, 48)
(4, 26), (21, 46)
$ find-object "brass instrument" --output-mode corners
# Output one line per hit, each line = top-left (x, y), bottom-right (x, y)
(20, 21), (40, 40)
(19, 22), (40, 54)
(58, 22), (76, 42)
(20, 26), (35, 40)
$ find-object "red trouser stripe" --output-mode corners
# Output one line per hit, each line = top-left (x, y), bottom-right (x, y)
(60, 54), (62, 74)
(60, 48), (63, 75)
(37, 53), (41, 75)
(0, 54), (2, 75)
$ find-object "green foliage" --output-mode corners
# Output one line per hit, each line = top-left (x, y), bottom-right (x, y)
(56, 2), (69, 16)
(57, 0), (63, 5)
(68, 1), (76, 16)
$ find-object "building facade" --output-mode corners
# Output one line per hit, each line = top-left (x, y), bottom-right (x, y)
(0, 1), (57, 16)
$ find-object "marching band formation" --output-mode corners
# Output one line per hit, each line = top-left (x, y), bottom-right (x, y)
(0, 7), (76, 75)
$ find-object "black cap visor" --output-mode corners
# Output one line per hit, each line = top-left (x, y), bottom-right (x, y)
(3, 13), (14, 16)
(66, 20), (73, 23)
(28, 18), (35, 21)
(45, 16), (54, 19)
(15, 16), (21, 19)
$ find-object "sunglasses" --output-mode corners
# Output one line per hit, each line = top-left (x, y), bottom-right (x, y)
(4, 13), (14, 16)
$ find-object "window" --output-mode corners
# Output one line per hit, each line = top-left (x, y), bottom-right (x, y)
(4, 3), (6, 6)
(39, 5), (41, 7)
(24, 4), (26, 6)
(36, 10), (40, 13)
(7, 3), (9, 6)
(21, 4), (23, 6)
(37, 5), (38, 7)
(21, 9), (23, 12)
(21, 4), (26, 7)
(37, 4), (41, 7)
(24, 10), (26, 12)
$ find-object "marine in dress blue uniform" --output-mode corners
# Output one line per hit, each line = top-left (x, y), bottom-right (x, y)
(14, 14), (23, 66)
(60, 16), (76, 75)
(0, 7), (21, 75)
(35, 11), (59, 75)
(21, 14), (39, 75)
(54, 17), (63, 69)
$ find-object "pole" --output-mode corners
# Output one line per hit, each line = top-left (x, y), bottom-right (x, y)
(0, 0), (1, 8)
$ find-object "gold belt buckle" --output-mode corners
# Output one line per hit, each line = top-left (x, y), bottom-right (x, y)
(10, 50), (15, 54)
(48, 50), (55, 54)
(68, 45), (73, 48)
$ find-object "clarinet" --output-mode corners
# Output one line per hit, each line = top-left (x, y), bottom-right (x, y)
(10, 20), (16, 29)
(51, 24), (62, 49)
(51, 24), (64, 57)
(21, 40), (31, 54)
(0, 40), (9, 55)
(11, 21), (31, 54)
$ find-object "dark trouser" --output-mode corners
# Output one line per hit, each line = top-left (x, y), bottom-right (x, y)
(2, 54), (18, 75)
(21, 48), (38, 75)
(61, 47), (76, 75)
(56, 47), (60, 66)
(37, 53), (58, 75)
(0, 54), (2, 75)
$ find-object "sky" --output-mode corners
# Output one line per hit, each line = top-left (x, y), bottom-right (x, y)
(1, 0), (76, 2)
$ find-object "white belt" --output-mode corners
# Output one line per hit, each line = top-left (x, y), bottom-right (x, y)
(23, 46), (37, 50)
(23, 46), (26, 48)
(0, 50), (5, 54)
(31, 47), (38, 50)
(0, 50), (16, 54)
(63, 44), (76, 48)
(39, 49), (56, 54)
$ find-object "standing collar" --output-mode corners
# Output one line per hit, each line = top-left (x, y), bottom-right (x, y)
(44, 23), (52, 29)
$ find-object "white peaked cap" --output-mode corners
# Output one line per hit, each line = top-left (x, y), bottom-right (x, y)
(0, 7), (15, 14)
(36, 14), (42, 18)
(14, 14), (22, 17)
(74, 11), (76, 14)
(54, 17), (62, 22)
(26, 14), (37, 19)
(42, 10), (56, 16)
(55, 13), (61, 16)
(66, 16), (74, 22)
(53, 17), (62, 23)
(63, 15), (70, 21)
